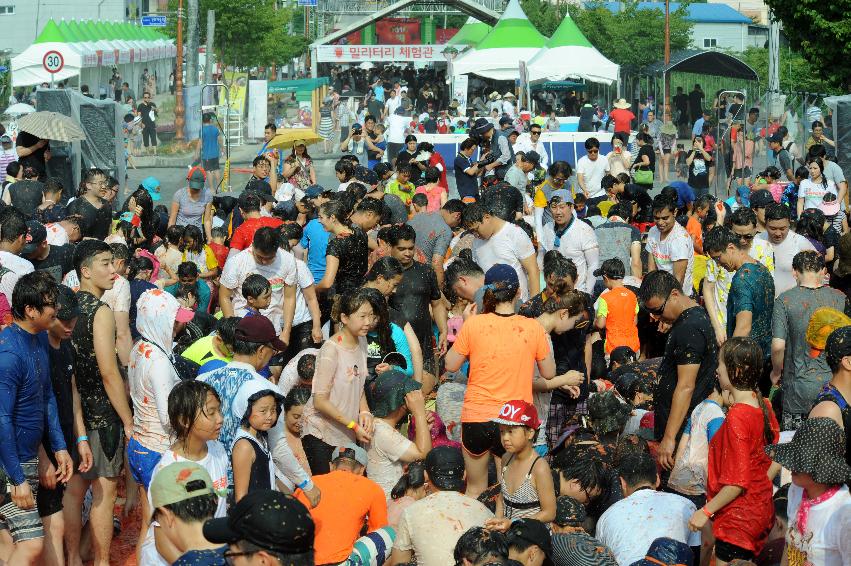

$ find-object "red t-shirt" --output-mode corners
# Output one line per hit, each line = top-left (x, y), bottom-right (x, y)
(208, 242), (229, 269)
(610, 108), (636, 133)
(229, 216), (283, 251)
(707, 403), (779, 554)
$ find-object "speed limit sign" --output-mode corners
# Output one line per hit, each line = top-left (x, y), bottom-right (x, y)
(42, 50), (64, 74)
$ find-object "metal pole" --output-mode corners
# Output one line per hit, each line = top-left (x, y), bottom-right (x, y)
(186, 0), (200, 87)
(663, 0), (671, 121)
(175, 0), (185, 141)
(204, 10), (215, 85)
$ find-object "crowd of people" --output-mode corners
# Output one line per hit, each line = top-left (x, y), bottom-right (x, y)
(1, 79), (851, 566)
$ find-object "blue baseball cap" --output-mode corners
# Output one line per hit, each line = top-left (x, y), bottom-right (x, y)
(305, 184), (325, 198)
(484, 264), (519, 287)
(141, 176), (161, 201)
(736, 185), (750, 206)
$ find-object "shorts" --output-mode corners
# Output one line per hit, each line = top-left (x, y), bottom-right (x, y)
(36, 483), (64, 519)
(127, 437), (163, 489)
(733, 167), (751, 178)
(0, 459), (44, 542)
(662, 148), (672, 155)
(714, 539), (755, 562)
(81, 423), (125, 480)
(461, 421), (506, 457)
(203, 157), (220, 172)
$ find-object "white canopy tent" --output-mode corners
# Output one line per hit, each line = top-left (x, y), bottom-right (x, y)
(527, 14), (619, 84)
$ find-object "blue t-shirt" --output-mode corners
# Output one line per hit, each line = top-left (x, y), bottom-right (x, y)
(299, 218), (330, 282)
(200, 124), (220, 160)
(173, 545), (228, 565)
(668, 181), (695, 210)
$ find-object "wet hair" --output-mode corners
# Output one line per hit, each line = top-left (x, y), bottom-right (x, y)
(390, 461), (426, 500)
(347, 182), (368, 202)
(444, 257), (484, 300)
(73, 238), (112, 278)
(460, 138), (477, 152)
(794, 165), (810, 181)
(334, 159), (356, 181)
(551, 446), (607, 500)
(548, 160), (573, 179)
(807, 144), (827, 160)
(319, 199), (352, 226)
(729, 206), (757, 228)
(613, 435), (650, 469)
(366, 256), (404, 283)
(797, 209), (826, 243)
(109, 243), (131, 263)
(482, 281), (519, 314)
(44, 177), (64, 196)
(240, 389), (283, 429)
(424, 167), (441, 184)
(411, 193), (429, 208)
(443, 199), (465, 215)
(252, 226), (280, 256)
(792, 250), (824, 274)
(182, 225), (203, 253)
(385, 223), (416, 246)
(174, 283), (197, 303)
(0, 207), (27, 242)
(155, 492), (218, 525)
(584, 138), (600, 150)
(252, 155), (270, 168)
(462, 201), (487, 227)
(215, 316), (241, 349)
(764, 202), (791, 222)
(543, 250), (578, 283)
(608, 202), (632, 222)
(176, 262), (198, 280)
(651, 193), (676, 214)
(166, 224), (184, 246)
(77, 168), (106, 197)
(601, 174), (618, 190)
(721, 337), (775, 445)
(284, 387), (311, 413)
(362, 287), (394, 356)
(297, 354), (316, 382)
(241, 273), (271, 300)
(211, 226), (228, 241)
(127, 256), (154, 280)
(617, 451), (658, 488)
(703, 225), (742, 255)
(404, 134), (418, 145)
(331, 287), (374, 324)
(6, 161), (20, 178)
(542, 288), (587, 317)
(167, 380), (221, 444)
(279, 222), (304, 245)
(637, 269), (682, 305)
(774, 484), (790, 523)
(453, 527), (508, 566)
(355, 197), (385, 218)
(11, 271), (58, 320)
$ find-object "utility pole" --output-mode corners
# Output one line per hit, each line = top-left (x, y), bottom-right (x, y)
(186, 0), (200, 86)
(175, 0), (185, 141)
(205, 10), (215, 85)
(663, 0), (671, 124)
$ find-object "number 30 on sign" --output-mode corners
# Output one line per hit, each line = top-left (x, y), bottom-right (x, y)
(43, 50), (64, 74)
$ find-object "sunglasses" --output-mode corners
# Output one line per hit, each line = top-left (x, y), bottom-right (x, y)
(531, 130), (541, 136)
(644, 290), (672, 317)
(587, 149), (599, 154)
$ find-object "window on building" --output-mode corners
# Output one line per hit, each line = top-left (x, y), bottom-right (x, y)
(703, 38), (717, 48)
(0, 6), (13, 15)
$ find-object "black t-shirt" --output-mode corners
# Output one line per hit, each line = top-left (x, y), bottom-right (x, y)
(654, 306), (718, 441)
(32, 244), (75, 283)
(688, 90), (704, 115)
(388, 261), (440, 350)
(137, 101), (157, 126)
(454, 154), (479, 200)
(326, 227), (369, 295)
(366, 131), (380, 161)
(728, 103), (744, 121)
(67, 196), (112, 240)
(16, 131), (49, 176)
(423, 118), (437, 134)
(687, 150), (710, 190)
(637, 145), (656, 172)
(43, 340), (76, 464)
(8, 179), (45, 218)
(673, 93), (688, 113)
(480, 184), (524, 222)
(380, 193), (408, 225)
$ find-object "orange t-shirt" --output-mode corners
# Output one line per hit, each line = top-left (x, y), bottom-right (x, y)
(295, 470), (388, 564)
(686, 215), (703, 253)
(595, 286), (640, 354)
(452, 313), (551, 423)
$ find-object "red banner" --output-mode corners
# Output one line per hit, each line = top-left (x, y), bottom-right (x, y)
(435, 28), (459, 44)
(376, 18), (420, 45)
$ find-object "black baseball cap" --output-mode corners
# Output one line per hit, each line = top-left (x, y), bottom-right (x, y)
(768, 132), (784, 144)
(749, 189), (774, 209)
(55, 284), (80, 321)
(425, 446), (465, 490)
(499, 116), (514, 127)
(22, 220), (47, 257)
(506, 518), (552, 557)
(593, 258), (625, 279)
(203, 490), (314, 555)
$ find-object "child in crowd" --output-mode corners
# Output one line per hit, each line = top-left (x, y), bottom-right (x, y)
(208, 226), (229, 269)
(486, 400), (556, 526)
(157, 224), (185, 285)
(675, 143), (688, 178)
(593, 258), (639, 355)
(387, 461), (427, 527)
(241, 273), (272, 317)
(687, 337), (779, 565)
(573, 193), (587, 219)
(415, 166), (448, 212)
(181, 225), (219, 282)
(386, 163), (416, 208)
(335, 159), (356, 192)
(283, 387), (312, 477)
(231, 380), (285, 502)
(141, 380), (228, 565)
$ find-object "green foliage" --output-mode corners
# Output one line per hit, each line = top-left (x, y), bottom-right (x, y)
(738, 46), (841, 95)
(162, 0), (308, 71)
(763, 0), (851, 91)
(519, 0), (565, 37)
(568, 1), (693, 72)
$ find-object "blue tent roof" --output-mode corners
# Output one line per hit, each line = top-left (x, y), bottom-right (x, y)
(601, 2), (752, 24)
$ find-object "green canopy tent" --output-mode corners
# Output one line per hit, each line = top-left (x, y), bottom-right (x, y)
(446, 17), (492, 48)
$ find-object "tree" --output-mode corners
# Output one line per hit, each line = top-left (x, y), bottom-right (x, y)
(738, 46), (840, 95)
(163, 0), (308, 74)
(763, 0), (851, 91)
(520, 0), (565, 37)
(568, 1), (693, 72)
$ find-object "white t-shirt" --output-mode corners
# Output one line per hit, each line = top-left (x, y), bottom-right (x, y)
(537, 218), (600, 294)
(646, 222), (694, 292)
(596, 489), (700, 566)
(220, 247), (298, 332)
(757, 230), (815, 297)
(576, 155), (610, 199)
(386, 113), (409, 144)
(786, 483), (851, 566)
(385, 96), (401, 119)
(513, 136), (549, 169)
(0, 251), (33, 299)
(139, 440), (229, 566)
(101, 275), (131, 313)
(45, 223), (69, 246)
(798, 178), (838, 211)
(292, 258), (314, 326)
(471, 221), (536, 301)
(367, 419), (414, 499)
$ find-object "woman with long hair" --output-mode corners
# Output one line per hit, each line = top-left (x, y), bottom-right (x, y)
(282, 141), (317, 191)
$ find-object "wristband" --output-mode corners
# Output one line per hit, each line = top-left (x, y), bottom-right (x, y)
(296, 479), (310, 490)
(346, 421), (356, 430)
(701, 507), (714, 519)
(76, 435), (89, 444)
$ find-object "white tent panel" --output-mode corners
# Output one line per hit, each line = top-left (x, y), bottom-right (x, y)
(527, 46), (619, 84)
(453, 47), (543, 81)
(12, 42), (83, 87)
